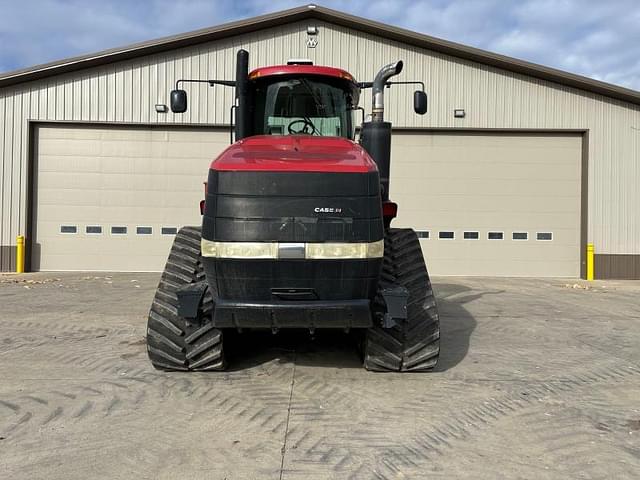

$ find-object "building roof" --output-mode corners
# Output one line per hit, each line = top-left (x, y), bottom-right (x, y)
(1, 4), (639, 105)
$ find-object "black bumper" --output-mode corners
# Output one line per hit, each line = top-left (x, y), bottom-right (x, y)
(212, 298), (372, 329)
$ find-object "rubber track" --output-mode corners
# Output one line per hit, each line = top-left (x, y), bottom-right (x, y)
(364, 228), (440, 372)
(146, 226), (225, 371)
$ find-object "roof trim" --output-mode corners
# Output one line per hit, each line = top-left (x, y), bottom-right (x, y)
(1, 4), (639, 106)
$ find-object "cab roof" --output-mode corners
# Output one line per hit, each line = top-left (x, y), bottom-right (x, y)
(248, 65), (356, 83)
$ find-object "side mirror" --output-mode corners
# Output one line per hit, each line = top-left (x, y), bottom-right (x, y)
(170, 89), (187, 113)
(414, 90), (428, 115)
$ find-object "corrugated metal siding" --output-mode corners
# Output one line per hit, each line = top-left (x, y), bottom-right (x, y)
(1, 20), (639, 269)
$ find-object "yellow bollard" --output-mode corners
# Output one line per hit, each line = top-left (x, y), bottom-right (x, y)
(586, 243), (594, 281)
(16, 235), (25, 274)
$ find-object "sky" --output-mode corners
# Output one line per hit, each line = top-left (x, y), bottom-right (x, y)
(1, 0), (639, 91)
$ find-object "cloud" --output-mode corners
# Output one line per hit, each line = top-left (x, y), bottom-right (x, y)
(0, 0), (227, 72)
(0, 0), (638, 91)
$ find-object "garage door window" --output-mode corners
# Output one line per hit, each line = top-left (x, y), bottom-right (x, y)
(86, 226), (102, 235)
(111, 226), (127, 235)
(512, 232), (528, 241)
(439, 231), (455, 240)
(464, 231), (479, 240)
(416, 231), (429, 239)
(488, 232), (504, 240)
(60, 225), (77, 234)
(537, 232), (553, 241)
(161, 227), (178, 235)
(136, 226), (153, 235)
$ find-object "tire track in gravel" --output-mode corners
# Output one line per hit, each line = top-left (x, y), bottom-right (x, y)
(516, 403), (640, 480)
(6, 329), (638, 477)
(0, 384), (148, 441)
(368, 363), (640, 479)
(280, 362), (640, 480)
(0, 320), (137, 355)
(4, 291), (640, 479)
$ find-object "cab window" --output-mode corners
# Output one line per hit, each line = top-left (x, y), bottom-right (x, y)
(252, 77), (354, 138)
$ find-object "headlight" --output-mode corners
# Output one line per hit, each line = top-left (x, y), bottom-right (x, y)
(305, 240), (384, 259)
(201, 240), (278, 259)
(201, 239), (384, 259)
(366, 239), (384, 258)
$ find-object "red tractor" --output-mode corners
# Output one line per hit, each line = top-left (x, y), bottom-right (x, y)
(146, 50), (440, 372)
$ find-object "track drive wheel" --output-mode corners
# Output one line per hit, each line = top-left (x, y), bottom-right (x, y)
(364, 228), (440, 372)
(146, 226), (225, 371)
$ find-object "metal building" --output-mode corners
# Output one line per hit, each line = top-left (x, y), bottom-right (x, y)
(1, 5), (638, 278)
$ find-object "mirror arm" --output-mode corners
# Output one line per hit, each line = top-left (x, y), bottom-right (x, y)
(175, 79), (236, 89)
(358, 81), (425, 91)
(384, 80), (425, 91)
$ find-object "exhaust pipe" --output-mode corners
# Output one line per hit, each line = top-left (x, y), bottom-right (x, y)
(360, 60), (403, 202)
(371, 60), (403, 122)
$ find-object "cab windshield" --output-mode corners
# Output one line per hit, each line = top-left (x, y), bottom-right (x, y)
(252, 76), (355, 138)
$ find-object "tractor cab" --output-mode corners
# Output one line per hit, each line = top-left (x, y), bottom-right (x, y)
(248, 64), (360, 139)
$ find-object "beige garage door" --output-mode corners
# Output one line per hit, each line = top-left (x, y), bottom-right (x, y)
(33, 125), (230, 272)
(390, 131), (582, 277)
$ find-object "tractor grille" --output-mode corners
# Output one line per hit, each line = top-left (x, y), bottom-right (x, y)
(201, 169), (383, 303)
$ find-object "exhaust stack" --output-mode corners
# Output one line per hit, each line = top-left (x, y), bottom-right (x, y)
(371, 60), (403, 122)
(361, 60), (404, 202)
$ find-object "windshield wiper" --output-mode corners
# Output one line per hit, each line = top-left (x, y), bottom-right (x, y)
(298, 79), (327, 136)
(299, 78), (326, 114)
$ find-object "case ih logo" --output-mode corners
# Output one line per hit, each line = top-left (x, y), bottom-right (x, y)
(314, 207), (342, 214)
